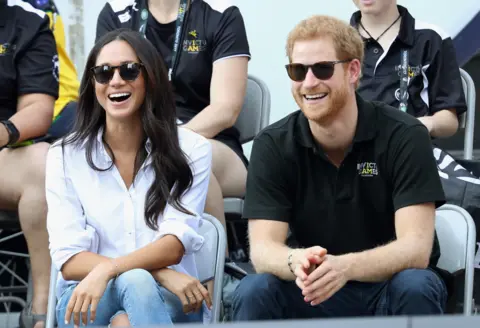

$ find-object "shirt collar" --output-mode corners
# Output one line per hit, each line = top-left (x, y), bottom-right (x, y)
(350, 5), (415, 47)
(295, 93), (377, 149)
(93, 128), (152, 167)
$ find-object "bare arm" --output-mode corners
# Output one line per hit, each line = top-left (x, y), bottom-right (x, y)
(62, 235), (184, 281)
(61, 252), (181, 283)
(418, 108), (458, 138)
(60, 252), (110, 281)
(249, 219), (297, 281)
(5, 14), (58, 146)
(13, 93), (54, 139)
(341, 202), (435, 282)
(183, 57), (248, 139)
(0, 94), (55, 147)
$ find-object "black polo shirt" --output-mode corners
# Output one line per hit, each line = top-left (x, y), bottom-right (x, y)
(350, 6), (466, 118)
(96, 0), (250, 142)
(243, 94), (445, 265)
(0, 0), (59, 121)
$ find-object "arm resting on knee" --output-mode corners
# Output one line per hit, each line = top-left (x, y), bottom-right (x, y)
(418, 109), (458, 138)
(61, 252), (110, 281)
(249, 219), (298, 281)
(183, 57), (248, 139)
(62, 235), (185, 281)
(340, 203), (436, 283)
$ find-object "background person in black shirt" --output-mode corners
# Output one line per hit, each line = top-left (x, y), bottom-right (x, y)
(0, 1), (59, 327)
(96, 0), (250, 237)
(232, 15), (446, 321)
(350, 0), (466, 138)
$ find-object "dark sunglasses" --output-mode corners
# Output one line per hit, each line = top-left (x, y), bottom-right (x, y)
(285, 60), (352, 82)
(90, 62), (144, 84)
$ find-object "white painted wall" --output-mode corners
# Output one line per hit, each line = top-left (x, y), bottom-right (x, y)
(54, 0), (480, 157)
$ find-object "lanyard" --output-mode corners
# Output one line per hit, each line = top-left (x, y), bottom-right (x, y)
(398, 49), (409, 112)
(137, 0), (191, 81)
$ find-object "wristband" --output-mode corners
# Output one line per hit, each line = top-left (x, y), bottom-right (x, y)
(0, 120), (20, 146)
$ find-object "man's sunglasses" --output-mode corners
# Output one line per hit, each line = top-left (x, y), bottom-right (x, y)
(91, 62), (144, 84)
(285, 60), (352, 82)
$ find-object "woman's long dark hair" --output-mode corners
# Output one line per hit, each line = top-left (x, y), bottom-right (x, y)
(62, 29), (193, 230)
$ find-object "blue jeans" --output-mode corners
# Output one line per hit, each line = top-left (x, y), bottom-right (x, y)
(232, 269), (447, 321)
(56, 269), (202, 327)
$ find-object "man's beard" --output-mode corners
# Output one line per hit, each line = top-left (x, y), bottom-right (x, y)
(298, 83), (349, 124)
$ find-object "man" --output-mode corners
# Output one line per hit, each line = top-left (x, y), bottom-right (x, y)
(350, 0), (466, 138)
(0, 1), (59, 327)
(25, 0), (79, 138)
(232, 15), (447, 320)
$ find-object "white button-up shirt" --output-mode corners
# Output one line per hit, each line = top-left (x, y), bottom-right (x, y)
(46, 127), (212, 298)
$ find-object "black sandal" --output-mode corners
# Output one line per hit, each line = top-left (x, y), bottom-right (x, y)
(19, 302), (46, 328)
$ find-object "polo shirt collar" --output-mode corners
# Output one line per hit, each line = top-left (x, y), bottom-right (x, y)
(295, 93), (376, 149)
(350, 5), (415, 47)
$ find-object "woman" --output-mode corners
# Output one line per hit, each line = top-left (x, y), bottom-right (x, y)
(46, 29), (212, 327)
(96, 0), (250, 240)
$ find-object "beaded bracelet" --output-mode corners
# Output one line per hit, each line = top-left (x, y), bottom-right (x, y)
(287, 250), (295, 275)
(111, 259), (120, 279)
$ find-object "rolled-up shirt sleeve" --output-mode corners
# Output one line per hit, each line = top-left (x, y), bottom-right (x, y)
(46, 144), (94, 271)
(153, 137), (212, 255)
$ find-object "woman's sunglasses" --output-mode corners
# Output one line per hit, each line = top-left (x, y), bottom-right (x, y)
(91, 62), (144, 84)
(285, 60), (352, 82)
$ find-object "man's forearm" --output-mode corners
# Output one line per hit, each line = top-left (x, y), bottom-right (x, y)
(430, 108), (458, 138)
(10, 103), (52, 142)
(341, 238), (431, 283)
(183, 104), (237, 139)
(251, 242), (297, 281)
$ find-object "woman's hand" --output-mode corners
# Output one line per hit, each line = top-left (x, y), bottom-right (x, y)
(152, 268), (212, 314)
(65, 261), (114, 327)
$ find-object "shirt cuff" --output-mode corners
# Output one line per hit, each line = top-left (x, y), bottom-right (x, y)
(50, 224), (99, 271)
(154, 219), (204, 255)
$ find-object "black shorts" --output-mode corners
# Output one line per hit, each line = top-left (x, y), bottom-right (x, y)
(213, 134), (248, 168)
(177, 118), (248, 168)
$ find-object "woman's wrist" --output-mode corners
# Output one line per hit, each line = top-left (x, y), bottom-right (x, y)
(95, 259), (118, 280)
(151, 268), (174, 283)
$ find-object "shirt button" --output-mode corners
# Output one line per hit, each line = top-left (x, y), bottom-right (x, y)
(373, 48), (379, 54)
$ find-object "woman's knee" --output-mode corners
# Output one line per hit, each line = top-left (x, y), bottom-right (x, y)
(110, 312), (130, 327)
(21, 142), (50, 184)
(208, 139), (246, 196)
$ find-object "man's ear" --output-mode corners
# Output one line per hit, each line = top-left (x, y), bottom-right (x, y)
(348, 59), (362, 86)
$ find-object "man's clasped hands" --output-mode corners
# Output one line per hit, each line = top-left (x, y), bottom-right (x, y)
(292, 246), (351, 306)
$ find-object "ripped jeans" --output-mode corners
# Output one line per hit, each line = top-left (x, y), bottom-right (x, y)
(56, 269), (202, 327)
